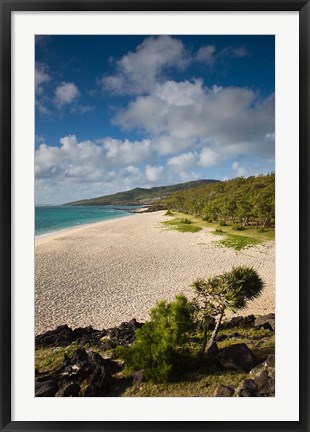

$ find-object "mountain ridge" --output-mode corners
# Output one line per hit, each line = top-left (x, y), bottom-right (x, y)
(64, 179), (219, 206)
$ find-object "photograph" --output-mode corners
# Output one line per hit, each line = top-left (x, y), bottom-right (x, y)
(34, 34), (275, 398)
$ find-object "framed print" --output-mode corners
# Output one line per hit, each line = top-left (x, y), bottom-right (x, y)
(1, 0), (309, 431)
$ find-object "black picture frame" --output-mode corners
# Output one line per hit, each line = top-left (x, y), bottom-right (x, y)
(1, 1), (309, 431)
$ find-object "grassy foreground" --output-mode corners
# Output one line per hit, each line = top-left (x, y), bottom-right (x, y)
(161, 211), (274, 250)
(35, 325), (274, 397)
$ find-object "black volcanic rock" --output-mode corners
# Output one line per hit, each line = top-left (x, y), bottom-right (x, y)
(217, 343), (256, 372)
(35, 380), (59, 397)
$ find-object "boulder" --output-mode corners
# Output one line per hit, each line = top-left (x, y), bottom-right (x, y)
(238, 388), (253, 397)
(254, 370), (269, 390)
(223, 315), (255, 329)
(35, 380), (59, 397)
(55, 382), (80, 397)
(35, 325), (74, 348)
(35, 325), (107, 348)
(248, 354), (275, 397)
(217, 332), (242, 342)
(241, 379), (259, 396)
(254, 314), (275, 331)
(71, 348), (88, 364)
(265, 354), (275, 368)
(217, 343), (256, 372)
(84, 364), (110, 397)
(213, 384), (235, 397)
(132, 370), (145, 386)
(107, 319), (143, 346)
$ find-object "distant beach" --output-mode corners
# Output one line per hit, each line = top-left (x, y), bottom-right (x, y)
(35, 210), (275, 335)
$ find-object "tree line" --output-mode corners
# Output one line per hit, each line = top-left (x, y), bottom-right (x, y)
(158, 173), (275, 229)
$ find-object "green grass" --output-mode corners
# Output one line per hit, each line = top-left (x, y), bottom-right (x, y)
(171, 211), (275, 242)
(35, 343), (78, 374)
(165, 211), (274, 250)
(122, 370), (248, 397)
(35, 340), (105, 374)
(118, 324), (274, 397)
(161, 218), (202, 233)
(216, 234), (259, 251)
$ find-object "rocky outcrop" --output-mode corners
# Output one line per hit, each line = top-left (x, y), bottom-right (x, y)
(35, 347), (115, 397)
(35, 315), (275, 397)
(35, 325), (106, 348)
(222, 315), (255, 329)
(35, 380), (59, 397)
(213, 384), (235, 397)
(35, 318), (143, 349)
(215, 354), (275, 397)
(216, 343), (256, 372)
(254, 314), (275, 331)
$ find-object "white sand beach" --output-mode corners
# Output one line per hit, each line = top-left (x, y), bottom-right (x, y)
(35, 211), (275, 335)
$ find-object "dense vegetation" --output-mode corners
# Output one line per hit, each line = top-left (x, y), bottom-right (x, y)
(116, 295), (195, 383)
(157, 174), (275, 230)
(117, 266), (264, 383)
(64, 179), (218, 206)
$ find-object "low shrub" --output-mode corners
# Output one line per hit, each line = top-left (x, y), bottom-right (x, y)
(213, 229), (225, 235)
(179, 218), (192, 224)
(202, 215), (213, 222)
(233, 225), (245, 231)
(165, 210), (174, 216)
(116, 295), (195, 383)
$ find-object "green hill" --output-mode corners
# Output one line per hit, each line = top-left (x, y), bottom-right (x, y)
(64, 179), (219, 206)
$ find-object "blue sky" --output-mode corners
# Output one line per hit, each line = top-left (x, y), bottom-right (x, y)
(35, 35), (275, 204)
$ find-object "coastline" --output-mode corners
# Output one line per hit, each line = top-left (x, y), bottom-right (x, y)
(35, 210), (275, 334)
(35, 212), (135, 245)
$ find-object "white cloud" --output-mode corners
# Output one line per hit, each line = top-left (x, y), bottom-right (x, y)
(232, 161), (249, 177)
(196, 45), (216, 63)
(168, 152), (197, 172)
(100, 138), (152, 166)
(197, 147), (219, 168)
(167, 147), (220, 173)
(220, 45), (250, 58)
(154, 79), (205, 106)
(35, 135), (159, 203)
(35, 63), (52, 114)
(54, 82), (80, 107)
(145, 164), (164, 182)
(36, 135), (154, 180)
(114, 79), (275, 160)
(35, 63), (51, 94)
(100, 36), (188, 95)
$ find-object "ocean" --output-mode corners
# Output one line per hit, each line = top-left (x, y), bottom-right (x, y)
(35, 205), (139, 236)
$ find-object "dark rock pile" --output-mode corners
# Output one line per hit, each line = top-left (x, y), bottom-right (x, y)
(211, 313), (275, 397)
(35, 319), (143, 397)
(35, 318), (143, 349)
(35, 348), (115, 397)
(213, 354), (275, 397)
(35, 314), (275, 397)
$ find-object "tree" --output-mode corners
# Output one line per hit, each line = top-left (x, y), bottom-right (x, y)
(116, 295), (195, 383)
(192, 266), (264, 357)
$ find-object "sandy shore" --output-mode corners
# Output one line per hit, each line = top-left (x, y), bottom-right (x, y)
(35, 211), (275, 334)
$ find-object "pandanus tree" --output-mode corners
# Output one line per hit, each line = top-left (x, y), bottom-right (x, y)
(192, 266), (264, 358)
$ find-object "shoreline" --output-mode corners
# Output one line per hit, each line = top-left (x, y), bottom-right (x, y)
(35, 212), (137, 245)
(35, 210), (275, 334)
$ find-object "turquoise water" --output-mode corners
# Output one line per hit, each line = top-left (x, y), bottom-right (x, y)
(35, 205), (138, 236)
